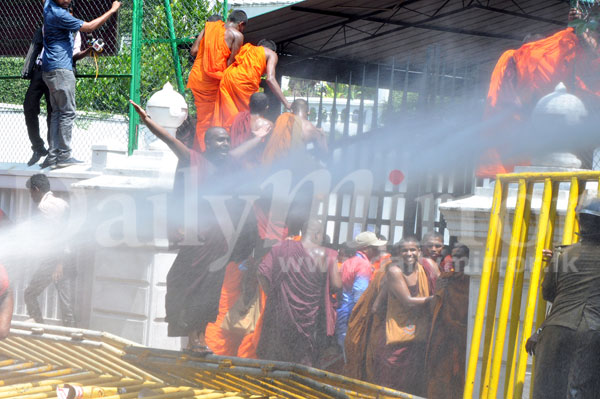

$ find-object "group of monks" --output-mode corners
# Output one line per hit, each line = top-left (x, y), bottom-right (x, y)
(126, 8), (473, 397)
(185, 10), (291, 152)
(340, 232), (470, 398)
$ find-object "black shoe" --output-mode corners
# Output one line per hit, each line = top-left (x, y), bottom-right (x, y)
(40, 157), (55, 169)
(27, 150), (48, 167)
(54, 157), (84, 169)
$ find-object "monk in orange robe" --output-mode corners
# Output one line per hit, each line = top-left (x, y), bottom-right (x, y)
(187, 10), (247, 152)
(426, 244), (470, 399)
(262, 99), (327, 164)
(214, 39), (291, 131)
(478, 10), (600, 177)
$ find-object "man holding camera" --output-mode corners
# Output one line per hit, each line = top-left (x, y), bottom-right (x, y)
(41, 0), (121, 169)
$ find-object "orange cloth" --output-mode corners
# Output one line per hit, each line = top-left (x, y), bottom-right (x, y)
(236, 288), (266, 358)
(214, 44), (267, 130)
(371, 253), (391, 280)
(261, 112), (304, 164)
(478, 28), (600, 177)
(204, 262), (244, 356)
(426, 272), (470, 399)
(187, 21), (231, 152)
(344, 268), (387, 380)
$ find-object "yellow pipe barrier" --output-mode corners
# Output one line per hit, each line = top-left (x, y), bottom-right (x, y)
(512, 178), (553, 398)
(525, 182), (558, 399)
(464, 180), (506, 399)
(563, 177), (583, 246)
(504, 181), (534, 398)
(486, 179), (529, 399)
(480, 180), (510, 398)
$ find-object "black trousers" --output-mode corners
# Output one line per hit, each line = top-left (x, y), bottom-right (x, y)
(533, 322), (600, 399)
(24, 262), (76, 327)
(23, 67), (52, 153)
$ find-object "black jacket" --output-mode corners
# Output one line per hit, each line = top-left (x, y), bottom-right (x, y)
(21, 27), (44, 79)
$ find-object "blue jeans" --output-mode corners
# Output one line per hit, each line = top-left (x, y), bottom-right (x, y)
(42, 69), (76, 162)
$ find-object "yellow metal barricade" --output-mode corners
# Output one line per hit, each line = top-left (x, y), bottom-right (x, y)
(463, 171), (600, 399)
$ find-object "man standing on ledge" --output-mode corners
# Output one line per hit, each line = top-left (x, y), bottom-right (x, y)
(41, 0), (121, 169)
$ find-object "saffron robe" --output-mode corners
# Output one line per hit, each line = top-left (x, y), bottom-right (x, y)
(479, 28), (600, 177)
(373, 263), (431, 395)
(256, 240), (336, 366)
(164, 152), (254, 337)
(426, 271), (470, 399)
(344, 268), (388, 380)
(204, 261), (245, 355)
(261, 112), (304, 164)
(187, 21), (231, 152)
(214, 44), (266, 130)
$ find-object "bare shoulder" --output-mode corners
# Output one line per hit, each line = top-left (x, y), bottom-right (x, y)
(386, 264), (403, 279)
(264, 47), (277, 59)
(224, 28), (243, 41)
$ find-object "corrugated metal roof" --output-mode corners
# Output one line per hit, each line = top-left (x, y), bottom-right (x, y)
(0, 322), (421, 399)
(243, 0), (570, 76)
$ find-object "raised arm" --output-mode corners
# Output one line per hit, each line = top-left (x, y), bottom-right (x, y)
(73, 47), (93, 62)
(387, 266), (433, 307)
(80, 1), (121, 33)
(229, 123), (272, 159)
(129, 100), (190, 163)
(190, 30), (204, 58)
(302, 120), (328, 152)
(328, 255), (342, 291)
(225, 29), (243, 66)
(264, 48), (291, 110)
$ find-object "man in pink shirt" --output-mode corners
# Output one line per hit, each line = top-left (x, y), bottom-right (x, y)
(336, 231), (387, 354)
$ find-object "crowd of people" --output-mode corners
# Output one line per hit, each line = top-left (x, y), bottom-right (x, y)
(124, 7), (475, 398)
(19, 1), (600, 397)
(131, 92), (470, 399)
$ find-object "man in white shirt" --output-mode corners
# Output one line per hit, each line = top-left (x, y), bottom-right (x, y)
(24, 173), (75, 326)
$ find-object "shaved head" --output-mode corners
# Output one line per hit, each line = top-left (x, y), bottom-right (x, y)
(258, 39), (277, 52)
(204, 127), (230, 162)
(207, 14), (223, 22)
(249, 92), (269, 114)
(291, 99), (308, 115)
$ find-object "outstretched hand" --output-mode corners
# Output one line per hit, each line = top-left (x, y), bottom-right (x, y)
(129, 99), (149, 123)
(111, 1), (122, 12)
(252, 123), (272, 138)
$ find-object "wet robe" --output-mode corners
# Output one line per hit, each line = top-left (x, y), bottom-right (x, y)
(187, 21), (231, 152)
(204, 261), (244, 355)
(373, 263), (431, 395)
(426, 271), (470, 399)
(479, 28), (600, 177)
(344, 267), (388, 380)
(214, 44), (266, 130)
(164, 152), (254, 337)
(262, 112), (304, 164)
(256, 240), (337, 366)
(229, 111), (252, 148)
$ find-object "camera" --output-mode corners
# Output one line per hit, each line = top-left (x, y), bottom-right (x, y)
(89, 38), (105, 53)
